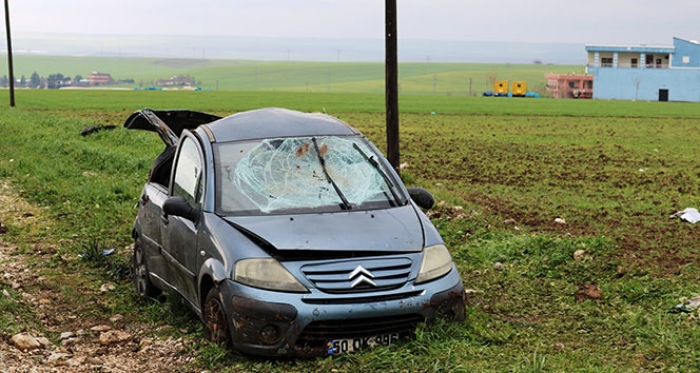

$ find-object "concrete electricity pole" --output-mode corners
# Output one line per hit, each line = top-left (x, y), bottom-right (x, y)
(4, 0), (15, 107)
(385, 0), (399, 172)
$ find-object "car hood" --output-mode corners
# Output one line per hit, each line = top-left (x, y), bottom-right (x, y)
(223, 204), (424, 252)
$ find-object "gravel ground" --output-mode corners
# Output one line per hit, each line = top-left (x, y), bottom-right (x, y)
(0, 182), (202, 373)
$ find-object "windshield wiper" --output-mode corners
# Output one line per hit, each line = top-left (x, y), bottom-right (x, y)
(352, 143), (402, 206)
(312, 137), (352, 210)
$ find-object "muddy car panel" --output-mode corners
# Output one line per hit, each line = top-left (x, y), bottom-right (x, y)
(218, 267), (465, 356)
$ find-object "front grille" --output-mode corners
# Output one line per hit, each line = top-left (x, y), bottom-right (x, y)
(302, 257), (413, 294)
(297, 314), (423, 348)
(302, 290), (424, 305)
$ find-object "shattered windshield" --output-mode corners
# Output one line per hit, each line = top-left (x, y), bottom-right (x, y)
(215, 136), (405, 215)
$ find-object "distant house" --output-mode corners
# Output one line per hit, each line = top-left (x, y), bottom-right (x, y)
(89, 72), (113, 85)
(157, 75), (196, 87)
(545, 73), (593, 99)
(585, 37), (700, 102)
(46, 74), (72, 89)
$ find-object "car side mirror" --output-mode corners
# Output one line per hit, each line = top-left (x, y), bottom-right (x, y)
(407, 187), (435, 210)
(163, 196), (200, 222)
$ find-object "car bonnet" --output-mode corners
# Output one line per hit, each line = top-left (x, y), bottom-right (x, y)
(222, 204), (424, 252)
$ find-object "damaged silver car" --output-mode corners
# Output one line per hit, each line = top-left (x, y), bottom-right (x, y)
(126, 107), (465, 357)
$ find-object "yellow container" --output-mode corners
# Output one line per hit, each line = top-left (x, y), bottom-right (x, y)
(494, 80), (509, 94)
(511, 81), (527, 96)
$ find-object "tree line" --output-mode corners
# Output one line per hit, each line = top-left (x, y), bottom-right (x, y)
(0, 72), (135, 89)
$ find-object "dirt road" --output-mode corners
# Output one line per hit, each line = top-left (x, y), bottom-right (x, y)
(0, 182), (201, 373)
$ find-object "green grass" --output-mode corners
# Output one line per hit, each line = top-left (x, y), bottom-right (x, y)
(1, 90), (700, 372)
(9, 89), (700, 118)
(0, 55), (581, 94)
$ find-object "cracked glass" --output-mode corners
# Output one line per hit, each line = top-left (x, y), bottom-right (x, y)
(215, 136), (402, 215)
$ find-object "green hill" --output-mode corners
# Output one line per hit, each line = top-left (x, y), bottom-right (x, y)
(0, 54), (583, 95)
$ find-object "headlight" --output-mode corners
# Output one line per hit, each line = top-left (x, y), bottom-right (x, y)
(415, 244), (454, 284)
(234, 258), (308, 293)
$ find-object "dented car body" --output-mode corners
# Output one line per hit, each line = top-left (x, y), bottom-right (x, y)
(126, 108), (465, 357)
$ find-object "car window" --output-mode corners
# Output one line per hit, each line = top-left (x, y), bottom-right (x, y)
(215, 135), (405, 215)
(172, 137), (203, 205)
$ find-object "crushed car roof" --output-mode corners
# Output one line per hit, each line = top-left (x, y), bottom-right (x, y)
(205, 108), (360, 142)
(124, 107), (361, 145)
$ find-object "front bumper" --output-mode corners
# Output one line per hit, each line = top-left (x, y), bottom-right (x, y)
(218, 268), (465, 357)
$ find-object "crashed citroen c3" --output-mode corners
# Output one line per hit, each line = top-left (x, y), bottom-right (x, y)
(126, 107), (466, 357)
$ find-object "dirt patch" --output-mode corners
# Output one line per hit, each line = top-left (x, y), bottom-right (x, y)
(0, 182), (199, 373)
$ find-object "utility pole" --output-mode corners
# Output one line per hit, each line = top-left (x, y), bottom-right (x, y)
(4, 0), (14, 107)
(385, 0), (399, 172)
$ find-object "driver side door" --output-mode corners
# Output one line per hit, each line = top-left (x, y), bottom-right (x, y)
(160, 135), (203, 306)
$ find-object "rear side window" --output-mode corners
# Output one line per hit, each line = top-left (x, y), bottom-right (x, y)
(172, 137), (203, 205)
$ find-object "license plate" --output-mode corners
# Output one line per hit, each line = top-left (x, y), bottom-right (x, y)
(327, 333), (399, 355)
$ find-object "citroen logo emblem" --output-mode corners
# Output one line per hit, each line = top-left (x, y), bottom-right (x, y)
(349, 265), (377, 288)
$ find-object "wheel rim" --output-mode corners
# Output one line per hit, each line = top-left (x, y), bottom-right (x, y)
(204, 295), (229, 344)
(134, 246), (148, 296)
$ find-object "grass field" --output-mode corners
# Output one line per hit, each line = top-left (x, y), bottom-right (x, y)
(10, 89), (700, 117)
(0, 55), (583, 94)
(1, 89), (700, 372)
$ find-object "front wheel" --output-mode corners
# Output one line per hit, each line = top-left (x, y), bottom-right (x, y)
(133, 238), (161, 299)
(203, 287), (232, 345)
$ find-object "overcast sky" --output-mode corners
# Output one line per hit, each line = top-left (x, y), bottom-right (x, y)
(7, 0), (700, 45)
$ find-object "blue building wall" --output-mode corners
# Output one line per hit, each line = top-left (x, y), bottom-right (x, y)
(671, 37), (700, 68)
(589, 67), (700, 101)
(587, 38), (700, 102)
